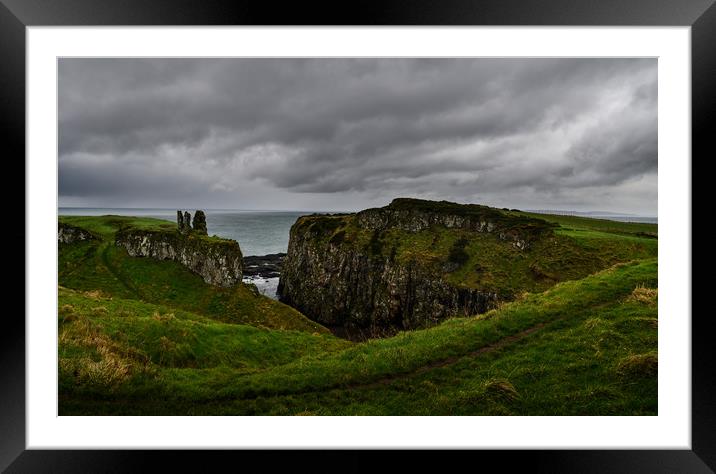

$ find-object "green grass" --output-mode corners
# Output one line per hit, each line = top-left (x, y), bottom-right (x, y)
(60, 259), (657, 415)
(383, 197), (557, 236)
(60, 214), (231, 244)
(58, 211), (658, 415)
(59, 215), (177, 239)
(517, 211), (657, 238)
(58, 287), (350, 393)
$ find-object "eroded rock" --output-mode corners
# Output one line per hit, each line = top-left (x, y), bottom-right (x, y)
(116, 228), (243, 287)
(58, 222), (97, 244)
(278, 198), (555, 335)
(192, 210), (208, 235)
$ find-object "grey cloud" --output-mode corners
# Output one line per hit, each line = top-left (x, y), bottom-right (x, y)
(59, 58), (657, 214)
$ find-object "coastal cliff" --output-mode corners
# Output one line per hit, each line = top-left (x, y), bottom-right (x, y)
(116, 228), (243, 287)
(278, 198), (556, 334)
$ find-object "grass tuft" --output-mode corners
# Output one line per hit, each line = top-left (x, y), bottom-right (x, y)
(617, 352), (658, 378)
(483, 378), (519, 402)
(628, 285), (658, 305)
(584, 317), (604, 330)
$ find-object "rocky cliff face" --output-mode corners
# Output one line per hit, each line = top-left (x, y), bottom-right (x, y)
(278, 240), (499, 332)
(58, 222), (97, 244)
(278, 198), (554, 334)
(115, 229), (243, 287)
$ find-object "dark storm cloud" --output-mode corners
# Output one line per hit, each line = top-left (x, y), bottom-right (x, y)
(59, 58), (657, 213)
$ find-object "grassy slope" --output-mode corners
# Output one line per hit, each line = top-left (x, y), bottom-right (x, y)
(60, 215), (177, 238)
(518, 211), (658, 237)
(58, 216), (328, 333)
(58, 287), (351, 392)
(60, 259), (657, 415)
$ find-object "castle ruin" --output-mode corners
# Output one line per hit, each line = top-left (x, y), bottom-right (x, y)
(177, 210), (208, 236)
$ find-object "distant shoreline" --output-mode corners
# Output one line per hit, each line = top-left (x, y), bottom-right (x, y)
(59, 207), (658, 224)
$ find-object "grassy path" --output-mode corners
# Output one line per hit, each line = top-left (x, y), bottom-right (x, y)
(354, 322), (547, 390)
(99, 243), (143, 300)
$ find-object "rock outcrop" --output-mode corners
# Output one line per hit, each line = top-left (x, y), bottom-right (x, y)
(243, 253), (285, 278)
(279, 244), (499, 331)
(58, 222), (97, 244)
(177, 211), (190, 234)
(177, 209), (208, 235)
(192, 210), (208, 235)
(355, 198), (552, 250)
(278, 198), (555, 334)
(116, 228), (243, 287)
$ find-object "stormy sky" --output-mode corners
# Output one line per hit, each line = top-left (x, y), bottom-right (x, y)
(58, 58), (657, 215)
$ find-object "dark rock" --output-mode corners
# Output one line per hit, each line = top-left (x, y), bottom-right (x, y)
(177, 210), (192, 234)
(183, 211), (191, 233)
(192, 210), (208, 235)
(278, 198), (555, 335)
(242, 253), (285, 278)
(278, 241), (499, 333)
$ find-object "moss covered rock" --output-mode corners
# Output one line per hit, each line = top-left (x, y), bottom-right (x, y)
(277, 198), (554, 333)
(192, 210), (208, 235)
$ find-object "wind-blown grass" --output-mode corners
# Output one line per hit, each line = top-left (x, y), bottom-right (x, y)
(60, 259), (657, 415)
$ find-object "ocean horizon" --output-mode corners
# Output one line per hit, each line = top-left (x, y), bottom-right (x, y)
(59, 206), (658, 257)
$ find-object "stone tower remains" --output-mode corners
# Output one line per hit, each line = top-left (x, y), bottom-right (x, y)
(192, 210), (208, 235)
(177, 210), (191, 234)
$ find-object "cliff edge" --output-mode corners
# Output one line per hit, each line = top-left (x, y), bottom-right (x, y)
(113, 212), (241, 287)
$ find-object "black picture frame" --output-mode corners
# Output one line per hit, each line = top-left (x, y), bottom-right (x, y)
(4, 0), (712, 471)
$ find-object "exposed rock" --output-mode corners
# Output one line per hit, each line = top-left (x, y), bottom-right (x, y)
(116, 228), (243, 287)
(277, 198), (555, 334)
(192, 210), (208, 235)
(183, 212), (191, 233)
(177, 210), (187, 233)
(58, 222), (97, 244)
(243, 253), (285, 278)
(279, 237), (499, 332)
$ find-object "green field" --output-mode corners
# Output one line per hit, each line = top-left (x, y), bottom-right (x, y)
(58, 212), (658, 415)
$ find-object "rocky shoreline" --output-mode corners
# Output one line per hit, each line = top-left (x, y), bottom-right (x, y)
(242, 253), (285, 278)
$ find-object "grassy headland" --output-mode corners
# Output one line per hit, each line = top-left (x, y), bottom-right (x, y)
(58, 207), (657, 416)
(58, 215), (327, 332)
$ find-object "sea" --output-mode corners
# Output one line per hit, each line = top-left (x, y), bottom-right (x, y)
(58, 208), (310, 299)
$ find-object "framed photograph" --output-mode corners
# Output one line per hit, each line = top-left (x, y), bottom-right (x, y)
(5, 0), (712, 471)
